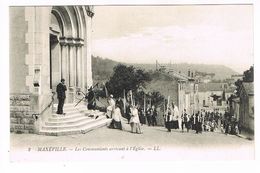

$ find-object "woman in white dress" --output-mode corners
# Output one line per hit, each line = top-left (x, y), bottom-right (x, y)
(130, 105), (142, 134)
(108, 101), (123, 130)
(172, 103), (179, 129)
(165, 105), (174, 132)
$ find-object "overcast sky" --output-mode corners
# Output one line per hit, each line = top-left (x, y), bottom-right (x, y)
(92, 5), (253, 73)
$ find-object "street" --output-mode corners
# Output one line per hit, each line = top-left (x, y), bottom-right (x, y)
(10, 121), (254, 161)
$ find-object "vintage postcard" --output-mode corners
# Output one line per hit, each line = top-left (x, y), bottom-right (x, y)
(8, 1), (255, 164)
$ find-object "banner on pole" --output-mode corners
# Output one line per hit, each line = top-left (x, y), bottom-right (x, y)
(123, 89), (126, 113)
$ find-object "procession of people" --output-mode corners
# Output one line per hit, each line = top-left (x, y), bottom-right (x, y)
(104, 94), (241, 136)
(55, 81), (240, 136)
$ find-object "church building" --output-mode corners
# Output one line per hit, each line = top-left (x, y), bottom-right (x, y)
(10, 6), (98, 134)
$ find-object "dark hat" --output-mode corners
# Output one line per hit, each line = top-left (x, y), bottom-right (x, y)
(61, 78), (65, 82)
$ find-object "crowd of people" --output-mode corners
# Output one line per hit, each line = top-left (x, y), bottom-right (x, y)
(165, 105), (241, 135)
(105, 94), (241, 136)
(55, 80), (241, 136)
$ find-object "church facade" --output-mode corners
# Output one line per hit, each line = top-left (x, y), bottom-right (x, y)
(10, 6), (94, 134)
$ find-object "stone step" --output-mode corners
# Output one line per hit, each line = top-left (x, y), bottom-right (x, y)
(49, 110), (105, 122)
(53, 103), (86, 107)
(39, 118), (112, 136)
(53, 104), (87, 112)
(52, 109), (84, 116)
(41, 103), (108, 136)
(48, 113), (86, 122)
(51, 109), (103, 118)
(42, 116), (107, 131)
(45, 116), (93, 126)
(52, 106), (104, 115)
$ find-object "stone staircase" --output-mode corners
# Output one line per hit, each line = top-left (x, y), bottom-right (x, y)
(39, 103), (111, 136)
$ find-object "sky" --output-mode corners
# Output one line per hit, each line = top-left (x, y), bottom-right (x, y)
(92, 5), (253, 73)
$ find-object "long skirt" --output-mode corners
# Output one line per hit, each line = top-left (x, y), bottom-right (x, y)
(109, 119), (122, 130)
(139, 115), (146, 125)
(196, 122), (202, 133)
(192, 123), (196, 130)
(172, 120), (179, 129)
(165, 121), (174, 130)
(146, 115), (152, 126)
(130, 122), (142, 134)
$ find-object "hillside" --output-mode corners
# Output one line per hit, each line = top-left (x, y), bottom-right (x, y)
(92, 56), (120, 83)
(130, 63), (239, 80)
(92, 56), (239, 82)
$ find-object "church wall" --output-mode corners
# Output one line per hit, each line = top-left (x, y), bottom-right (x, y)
(10, 7), (29, 93)
(9, 7), (34, 133)
(10, 7), (53, 134)
(10, 94), (36, 133)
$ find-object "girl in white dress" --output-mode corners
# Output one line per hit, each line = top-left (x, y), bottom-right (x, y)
(130, 105), (142, 134)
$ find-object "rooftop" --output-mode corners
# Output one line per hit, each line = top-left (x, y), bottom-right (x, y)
(198, 83), (235, 92)
(167, 69), (190, 81)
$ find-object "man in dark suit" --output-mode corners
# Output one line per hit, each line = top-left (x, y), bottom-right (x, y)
(87, 86), (96, 110)
(151, 105), (157, 126)
(56, 79), (67, 115)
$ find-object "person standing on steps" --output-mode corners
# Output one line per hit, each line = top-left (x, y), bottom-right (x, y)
(56, 78), (67, 115)
(87, 86), (96, 110)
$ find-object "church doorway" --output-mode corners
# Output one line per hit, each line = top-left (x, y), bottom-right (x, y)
(49, 33), (60, 90)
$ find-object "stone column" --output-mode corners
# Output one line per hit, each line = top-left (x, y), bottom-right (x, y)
(69, 45), (74, 87)
(72, 47), (77, 88)
(61, 40), (70, 104)
(66, 44), (70, 88)
(81, 46), (85, 91)
(76, 45), (82, 89)
(74, 46), (77, 89)
(60, 40), (71, 104)
(67, 42), (75, 103)
(68, 37), (81, 103)
(60, 40), (68, 81)
(60, 44), (63, 79)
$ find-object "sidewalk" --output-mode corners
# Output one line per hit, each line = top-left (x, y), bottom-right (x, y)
(236, 130), (254, 140)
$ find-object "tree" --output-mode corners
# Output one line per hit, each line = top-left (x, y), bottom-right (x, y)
(106, 64), (151, 98)
(150, 91), (165, 107)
